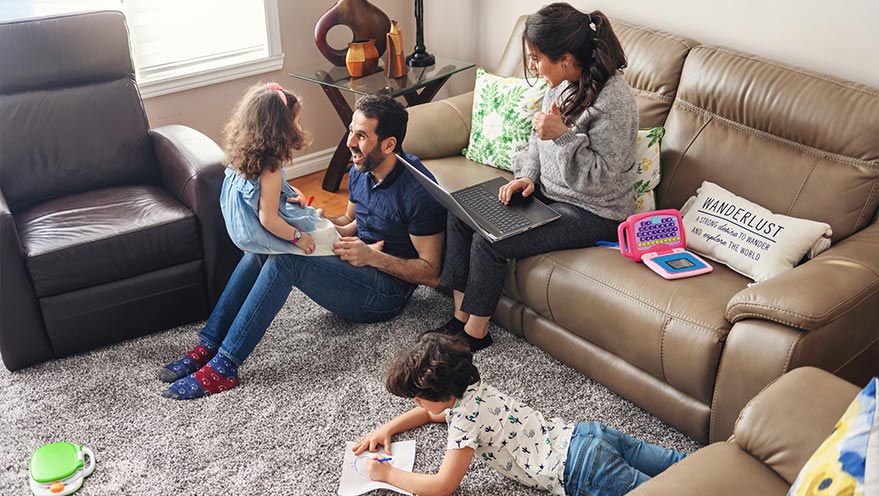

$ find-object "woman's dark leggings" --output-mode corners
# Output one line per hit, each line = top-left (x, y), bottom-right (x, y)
(440, 195), (619, 317)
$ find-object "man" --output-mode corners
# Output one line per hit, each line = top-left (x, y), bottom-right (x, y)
(161, 95), (446, 399)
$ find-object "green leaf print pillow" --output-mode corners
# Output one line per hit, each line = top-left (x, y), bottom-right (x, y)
(633, 126), (665, 212)
(464, 68), (547, 171)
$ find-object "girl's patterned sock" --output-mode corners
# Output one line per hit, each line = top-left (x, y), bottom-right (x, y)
(158, 341), (217, 383)
(162, 354), (240, 400)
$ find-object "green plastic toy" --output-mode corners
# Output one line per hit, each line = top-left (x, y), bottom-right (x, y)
(28, 442), (95, 495)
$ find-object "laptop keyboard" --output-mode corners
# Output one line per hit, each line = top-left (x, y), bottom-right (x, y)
(452, 186), (531, 234)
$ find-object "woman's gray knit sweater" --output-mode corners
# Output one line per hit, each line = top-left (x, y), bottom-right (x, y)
(512, 74), (639, 221)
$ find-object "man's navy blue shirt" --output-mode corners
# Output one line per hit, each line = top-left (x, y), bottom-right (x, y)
(348, 152), (446, 260)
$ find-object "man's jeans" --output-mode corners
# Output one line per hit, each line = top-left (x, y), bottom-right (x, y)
(564, 422), (686, 496)
(199, 253), (412, 365)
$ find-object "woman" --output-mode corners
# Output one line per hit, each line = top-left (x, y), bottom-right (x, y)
(433, 3), (639, 350)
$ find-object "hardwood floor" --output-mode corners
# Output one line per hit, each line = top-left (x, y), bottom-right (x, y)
(288, 170), (349, 217)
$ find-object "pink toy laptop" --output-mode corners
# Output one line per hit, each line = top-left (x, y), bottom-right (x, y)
(617, 209), (712, 279)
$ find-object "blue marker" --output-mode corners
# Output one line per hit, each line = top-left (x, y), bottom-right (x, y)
(375, 456), (393, 463)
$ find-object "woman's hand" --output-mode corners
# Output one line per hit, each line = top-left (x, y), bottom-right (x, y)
(352, 427), (393, 456)
(365, 458), (393, 482)
(498, 177), (535, 204)
(531, 101), (568, 141)
(294, 232), (316, 254)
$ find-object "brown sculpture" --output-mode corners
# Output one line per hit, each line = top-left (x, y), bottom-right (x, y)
(314, 0), (391, 67)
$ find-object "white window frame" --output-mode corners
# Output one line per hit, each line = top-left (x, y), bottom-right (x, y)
(10, 0), (284, 99)
(137, 0), (283, 99)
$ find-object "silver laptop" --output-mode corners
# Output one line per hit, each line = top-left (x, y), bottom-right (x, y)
(398, 154), (560, 242)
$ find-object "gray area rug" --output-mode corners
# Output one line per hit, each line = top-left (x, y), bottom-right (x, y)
(1, 287), (700, 495)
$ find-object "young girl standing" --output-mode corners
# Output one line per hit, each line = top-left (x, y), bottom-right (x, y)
(434, 4), (639, 350)
(159, 82), (328, 399)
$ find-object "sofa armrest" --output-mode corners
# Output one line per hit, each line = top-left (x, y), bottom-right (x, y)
(151, 125), (241, 305)
(405, 91), (473, 160)
(0, 190), (53, 371)
(732, 366), (859, 485)
(726, 223), (879, 330)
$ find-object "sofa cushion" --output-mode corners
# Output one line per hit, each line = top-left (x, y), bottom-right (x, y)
(734, 367), (861, 485)
(629, 442), (790, 496)
(513, 246), (748, 404)
(0, 12), (158, 211)
(464, 68), (546, 171)
(658, 46), (879, 243)
(787, 378), (877, 495)
(613, 20), (700, 129)
(681, 181), (833, 282)
(18, 185), (202, 297)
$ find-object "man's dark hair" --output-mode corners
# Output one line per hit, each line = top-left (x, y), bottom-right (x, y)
(385, 333), (480, 402)
(354, 95), (408, 153)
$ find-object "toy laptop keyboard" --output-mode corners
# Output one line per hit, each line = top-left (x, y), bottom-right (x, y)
(617, 209), (712, 279)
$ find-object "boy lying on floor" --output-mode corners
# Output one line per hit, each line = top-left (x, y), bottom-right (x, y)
(353, 332), (686, 496)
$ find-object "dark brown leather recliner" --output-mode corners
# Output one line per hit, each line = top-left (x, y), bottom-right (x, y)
(0, 11), (241, 371)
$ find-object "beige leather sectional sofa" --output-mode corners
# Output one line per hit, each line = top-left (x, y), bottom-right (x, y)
(405, 16), (879, 444)
(631, 367), (861, 495)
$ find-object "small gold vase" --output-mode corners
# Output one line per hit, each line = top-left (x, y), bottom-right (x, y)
(385, 20), (407, 78)
(346, 39), (379, 78)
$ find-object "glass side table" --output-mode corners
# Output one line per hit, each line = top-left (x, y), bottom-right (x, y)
(291, 56), (475, 192)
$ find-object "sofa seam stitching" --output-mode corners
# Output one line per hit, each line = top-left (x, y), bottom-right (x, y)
(631, 87), (674, 103)
(852, 178), (879, 236)
(658, 316), (671, 383)
(662, 112), (712, 200)
(674, 99), (879, 169)
(787, 156), (821, 215)
(832, 336), (879, 375)
(443, 99), (471, 134)
(543, 261), (556, 322)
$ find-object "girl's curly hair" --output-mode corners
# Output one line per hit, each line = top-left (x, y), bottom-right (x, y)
(223, 83), (311, 179)
(385, 332), (480, 402)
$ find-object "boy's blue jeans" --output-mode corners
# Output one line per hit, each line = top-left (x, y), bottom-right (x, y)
(564, 422), (686, 496)
(199, 253), (412, 365)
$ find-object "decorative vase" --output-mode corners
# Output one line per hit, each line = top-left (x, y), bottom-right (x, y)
(346, 39), (379, 77)
(385, 20), (408, 78)
(314, 0), (390, 67)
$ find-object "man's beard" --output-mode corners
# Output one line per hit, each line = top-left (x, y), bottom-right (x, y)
(351, 146), (386, 173)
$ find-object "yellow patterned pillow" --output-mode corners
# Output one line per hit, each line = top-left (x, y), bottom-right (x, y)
(634, 126), (663, 212)
(788, 378), (878, 496)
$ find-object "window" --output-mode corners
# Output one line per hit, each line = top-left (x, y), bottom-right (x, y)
(1, 0), (283, 98)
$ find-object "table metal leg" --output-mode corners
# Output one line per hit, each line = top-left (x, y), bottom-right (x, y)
(323, 133), (352, 192)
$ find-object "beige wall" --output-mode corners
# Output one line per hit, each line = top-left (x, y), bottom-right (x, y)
(145, 0), (878, 170)
(143, 0), (408, 161)
(428, 0), (879, 88)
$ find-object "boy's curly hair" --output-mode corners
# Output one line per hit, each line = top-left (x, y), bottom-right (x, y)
(385, 333), (480, 402)
(223, 83), (311, 179)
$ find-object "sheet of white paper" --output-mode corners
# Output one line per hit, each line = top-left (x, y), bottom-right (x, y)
(338, 440), (416, 496)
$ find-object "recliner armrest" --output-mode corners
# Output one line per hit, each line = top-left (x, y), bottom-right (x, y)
(732, 367), (859, 485)
(0, 190), (54, 371)
(726, 223), (879, 330)
(151, 125), (240, 304)
(405, 91), (473, 160)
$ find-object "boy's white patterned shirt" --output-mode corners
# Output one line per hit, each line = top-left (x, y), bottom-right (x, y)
(445, 381), (574, 495)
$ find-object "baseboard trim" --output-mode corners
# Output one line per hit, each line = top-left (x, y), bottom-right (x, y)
(283, 147), (334, 179)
